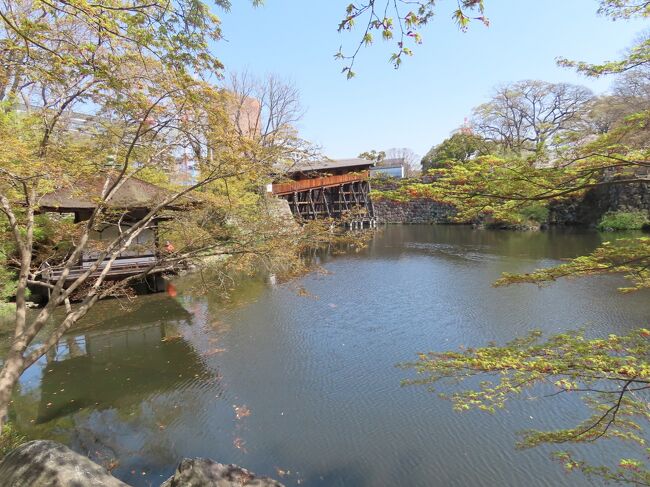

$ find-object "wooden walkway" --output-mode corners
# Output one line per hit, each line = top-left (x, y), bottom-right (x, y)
(39, 255), (165, 290)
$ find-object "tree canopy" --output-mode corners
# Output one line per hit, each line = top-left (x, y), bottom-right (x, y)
(472, 80), (594, 155)
(421, 132), (491, 171)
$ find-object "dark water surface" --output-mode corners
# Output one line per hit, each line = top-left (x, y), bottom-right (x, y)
(6, 225), (650, 486)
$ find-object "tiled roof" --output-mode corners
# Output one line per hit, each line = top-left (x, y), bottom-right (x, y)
(287, 158), (374, 173)
(39, 175), (184, 211)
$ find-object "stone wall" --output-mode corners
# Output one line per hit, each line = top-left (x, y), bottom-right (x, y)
(550, 179), (650, 225)
(261, 196), (300, 230)
(373, 175), (648, 226)
(373, 198), (456, 224)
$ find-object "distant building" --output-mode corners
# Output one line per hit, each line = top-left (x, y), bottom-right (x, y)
(369, 158), (406, 179)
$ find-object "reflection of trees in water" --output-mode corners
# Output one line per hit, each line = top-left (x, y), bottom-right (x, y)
(9, 296), (225, 477)
(67, 390), (201, 478)
(175, 271), (269, 317)
(35, 323), (210, 424)
(368, 225), (606, 261)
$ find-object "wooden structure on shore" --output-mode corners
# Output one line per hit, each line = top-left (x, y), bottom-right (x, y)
(34, 176), (180, 299)
(270, 159), (377, 228)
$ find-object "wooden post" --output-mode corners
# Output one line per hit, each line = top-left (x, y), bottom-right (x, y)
(308, 189), (316, 219)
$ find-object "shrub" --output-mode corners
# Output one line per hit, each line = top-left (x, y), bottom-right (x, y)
(518, 204), (549, 223)
(0, 265), (16, 304)
(0, 423), (27, 457)
(597, 211), (650, 231)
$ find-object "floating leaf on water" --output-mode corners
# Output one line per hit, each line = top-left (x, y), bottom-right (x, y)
(233, 437), (247, 453)
(204, 348), (226, 356)
(161, 335), (182, 342)
(233, 405), (251, 419)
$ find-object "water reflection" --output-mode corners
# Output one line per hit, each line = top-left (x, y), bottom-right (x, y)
(37, 315), (205, 423)
(12, 298), (224, 484)
(371, 224), (605, 260)
(6, 225), (650, 486)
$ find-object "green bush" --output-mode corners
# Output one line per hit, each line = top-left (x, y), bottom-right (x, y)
(518, 204), (549, 223)
(597, 211), (650, 231)
(0, 423), (27, 457)
(0, 265), (16, 304)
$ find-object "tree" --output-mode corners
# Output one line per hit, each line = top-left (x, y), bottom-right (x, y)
(421, 132), (491, 171)
(335, 1), (650, 481)
(471, 80), (594, 155)
(226, 71), (317, 169)
(359, 149), (386, 162)
(576, 37), (650, 137)
(408, 102), (649, 224)
(0, 0), (311, 432)
(385, 147), (420, 176)
(397, 21), (650, 487)
(404, 327), (650, 485)
(336, 0), (489, 77)
(336, 1), (648, 77)
(558, 13), (650, 76)
(360, 148), (420, 176)
(613, 41), (650, 103)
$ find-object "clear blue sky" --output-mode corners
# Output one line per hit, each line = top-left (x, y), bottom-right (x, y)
(215, 1), (647, 159)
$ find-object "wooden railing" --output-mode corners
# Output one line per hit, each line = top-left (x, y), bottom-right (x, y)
(271, 171), (369, 196)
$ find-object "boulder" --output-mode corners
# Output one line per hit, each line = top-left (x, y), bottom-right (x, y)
(0, 440), (129, 487)
(161, 458), (284, 487)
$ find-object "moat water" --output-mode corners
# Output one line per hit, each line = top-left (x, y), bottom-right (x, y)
(4, 225), (650, 486)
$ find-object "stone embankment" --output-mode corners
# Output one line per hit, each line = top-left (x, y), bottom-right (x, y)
(370, 176), (456, 224)
(371, 176), (649, 226)
(373, 198), (456, 224)
(0, 440), (284, 487)
(550, 178), (650, 225)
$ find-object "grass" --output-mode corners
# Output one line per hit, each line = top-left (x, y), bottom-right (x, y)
(597, 211), (650, 231)
(0, 302), (15, 319)
(518, 204), (549, 224)
(0, 423), (27, 457)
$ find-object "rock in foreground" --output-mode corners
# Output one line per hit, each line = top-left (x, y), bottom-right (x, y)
(0, 440), (129, 487)
(0, 440), (284, 487)
(161, 458), (284, 487)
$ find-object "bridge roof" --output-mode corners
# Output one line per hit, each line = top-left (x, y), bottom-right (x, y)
(287, 158), (374, 174)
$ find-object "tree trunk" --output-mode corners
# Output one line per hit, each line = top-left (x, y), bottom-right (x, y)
(0, 351), (25, 431)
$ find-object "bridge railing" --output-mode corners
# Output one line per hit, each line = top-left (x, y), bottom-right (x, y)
(271, 171), (369, 196)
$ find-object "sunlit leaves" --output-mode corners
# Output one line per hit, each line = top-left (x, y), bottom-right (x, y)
(558, 36), (650, 77)
(337, 0), (649, 77)
(336, 0), (488, 76)
(403, 329), (650, 482)
(496, 238), (650, 292)
(558, 6), (650, 77)
(597, 0), (650, 19)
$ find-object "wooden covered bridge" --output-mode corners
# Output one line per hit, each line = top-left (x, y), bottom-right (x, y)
(269, 158), (377, 228)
